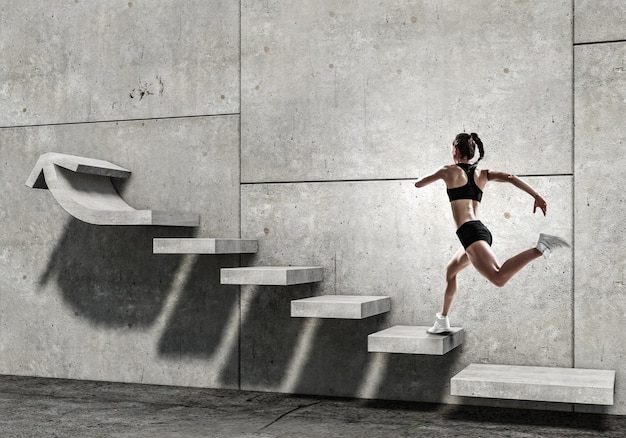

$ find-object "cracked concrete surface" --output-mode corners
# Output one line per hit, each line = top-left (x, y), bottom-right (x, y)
(0, 375), (624, 437)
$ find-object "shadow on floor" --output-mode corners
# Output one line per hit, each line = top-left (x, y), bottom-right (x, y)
(445, 404), (611, 432)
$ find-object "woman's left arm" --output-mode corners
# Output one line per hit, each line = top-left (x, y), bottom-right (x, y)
(487, 170), (547, 215)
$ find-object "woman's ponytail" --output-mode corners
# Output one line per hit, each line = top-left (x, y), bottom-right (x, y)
(470, 132), (484, 165)
(453, 132), (484, 165)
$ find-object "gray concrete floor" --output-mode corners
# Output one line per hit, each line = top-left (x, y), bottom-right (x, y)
(0, 375), (623, 437)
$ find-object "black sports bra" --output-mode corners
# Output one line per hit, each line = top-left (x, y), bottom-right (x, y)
(447, 163), (483, 202)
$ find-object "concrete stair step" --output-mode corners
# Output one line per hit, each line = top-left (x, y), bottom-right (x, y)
(220, 266), (323, 285)
(451, 363), (615, 405)
(153, 238), (258, 254)
(291, 295), (390, 319)
(368, 325), (464, 355)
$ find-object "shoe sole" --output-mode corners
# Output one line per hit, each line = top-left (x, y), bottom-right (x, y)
(427, 328), (452, 334)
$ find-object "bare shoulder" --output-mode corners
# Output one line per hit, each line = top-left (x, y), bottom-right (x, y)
(474, 167), (489, 180)
(440, 164), (461, 181)
(415, 165), (453, 188)
(467, 166), (486, 188)
(432, 164), (457, 178)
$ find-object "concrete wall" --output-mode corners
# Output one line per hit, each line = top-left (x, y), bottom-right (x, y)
(1, 1), (241, 389)
(240, 178), (572, 408)
(241, 0), (572, 181)
(240, 0), (578, 412)
(1, 0), (625, 415)
(0, 0), (239, 124)
(239, 0), (624, 415)
(575, 0), (626, 44)
(573, 0), (626, 416)
(574, 41), (626, 415)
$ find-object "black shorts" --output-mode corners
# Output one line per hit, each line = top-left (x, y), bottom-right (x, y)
(456, 220), (493, 250)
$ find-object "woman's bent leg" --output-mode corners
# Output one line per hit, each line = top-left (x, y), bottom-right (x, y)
(465, 241), (542, 287)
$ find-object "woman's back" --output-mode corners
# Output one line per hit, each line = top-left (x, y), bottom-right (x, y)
(443, 164), (488, 228)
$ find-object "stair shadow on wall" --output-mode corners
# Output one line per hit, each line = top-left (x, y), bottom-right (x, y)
(157, 254), (240, 387)
(238, 282), (328, 393)
(237, 283), (427, 399)
(39, 218), (195, 328)
(289, 315), (393, 398)
(283, 314), (462, 402)
(362, 347), (463, 404)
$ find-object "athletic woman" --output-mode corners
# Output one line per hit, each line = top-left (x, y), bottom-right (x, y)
(414, 132), (570, 334)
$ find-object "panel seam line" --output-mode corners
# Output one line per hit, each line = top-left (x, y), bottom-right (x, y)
(0, 113), (240, 130)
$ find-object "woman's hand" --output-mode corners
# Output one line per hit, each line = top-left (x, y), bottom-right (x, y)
(533, 194), (547, 216)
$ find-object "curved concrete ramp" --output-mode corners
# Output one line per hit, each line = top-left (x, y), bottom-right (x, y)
(26, 153), (200, 227)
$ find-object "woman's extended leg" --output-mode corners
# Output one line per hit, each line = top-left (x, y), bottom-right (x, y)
(465, 241), (541, 288)
(428, 247), (472, 333)
(441, 246), (471, 316)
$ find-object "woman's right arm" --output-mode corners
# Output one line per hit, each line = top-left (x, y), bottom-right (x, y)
(415, 166), (447, 188)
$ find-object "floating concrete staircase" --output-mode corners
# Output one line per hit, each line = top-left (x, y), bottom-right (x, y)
(28, 153), (616, 407)
(451, 363), (615, 405)
(220, 266), (323, 285)
(291, 295), (390, 319)
(368, 325), (464, 355)
(153, 238), (258, 254)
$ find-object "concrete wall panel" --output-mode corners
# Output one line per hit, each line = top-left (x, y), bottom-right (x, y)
(240, 177), (572, 402)
(574, 42), (626, 415)
(241, 0), (572, 182)
(0, 115), (241, 388)
(575, 1), (626, 43)
(0, 0), (239, 126)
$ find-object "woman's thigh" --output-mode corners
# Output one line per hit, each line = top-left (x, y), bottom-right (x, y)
(465, 241), (501, 280)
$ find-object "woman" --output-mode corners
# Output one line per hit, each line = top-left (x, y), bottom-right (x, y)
(414, 132), (570, 334)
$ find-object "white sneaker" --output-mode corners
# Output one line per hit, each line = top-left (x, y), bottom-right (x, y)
(427, 312), (451, 334)
(536, 233), (571, 259)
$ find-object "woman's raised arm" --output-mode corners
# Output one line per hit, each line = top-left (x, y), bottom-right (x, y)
(487, 170), (547, 215)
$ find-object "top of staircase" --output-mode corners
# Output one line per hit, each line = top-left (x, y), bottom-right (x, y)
(26, 152), (199, 227)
